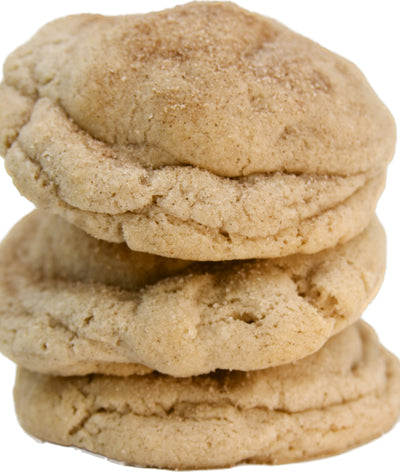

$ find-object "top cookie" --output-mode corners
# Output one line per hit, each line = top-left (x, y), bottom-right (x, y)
(0, 2), (395, 260)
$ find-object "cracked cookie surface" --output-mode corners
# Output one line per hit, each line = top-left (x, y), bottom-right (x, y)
(0, 211), (386, 376)
(0, 2), (395, 260)
(13, 322), (400, 469)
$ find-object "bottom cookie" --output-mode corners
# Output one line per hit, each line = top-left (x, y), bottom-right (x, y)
(13, 322), (400, 470)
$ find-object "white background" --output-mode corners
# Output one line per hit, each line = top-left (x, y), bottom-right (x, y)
(0, 1), (399, 471)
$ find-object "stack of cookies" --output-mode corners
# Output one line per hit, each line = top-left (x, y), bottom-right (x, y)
(0, 2), (399, 469)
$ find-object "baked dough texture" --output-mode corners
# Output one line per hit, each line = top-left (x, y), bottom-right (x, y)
(13, 322), (400, 469)
(0, 2), (395, 260)
(0, 211), (386, 376)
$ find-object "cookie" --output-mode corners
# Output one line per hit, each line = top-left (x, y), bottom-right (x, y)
(13, 322), (400, 469)
(0, 2), (395, 260)
(0, 210), (385, 377)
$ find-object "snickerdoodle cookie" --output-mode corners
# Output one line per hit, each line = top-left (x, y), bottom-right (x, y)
(0, 2), (395, 260)
(13, 322), (400, 469)
(0, 211), (385, 376)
